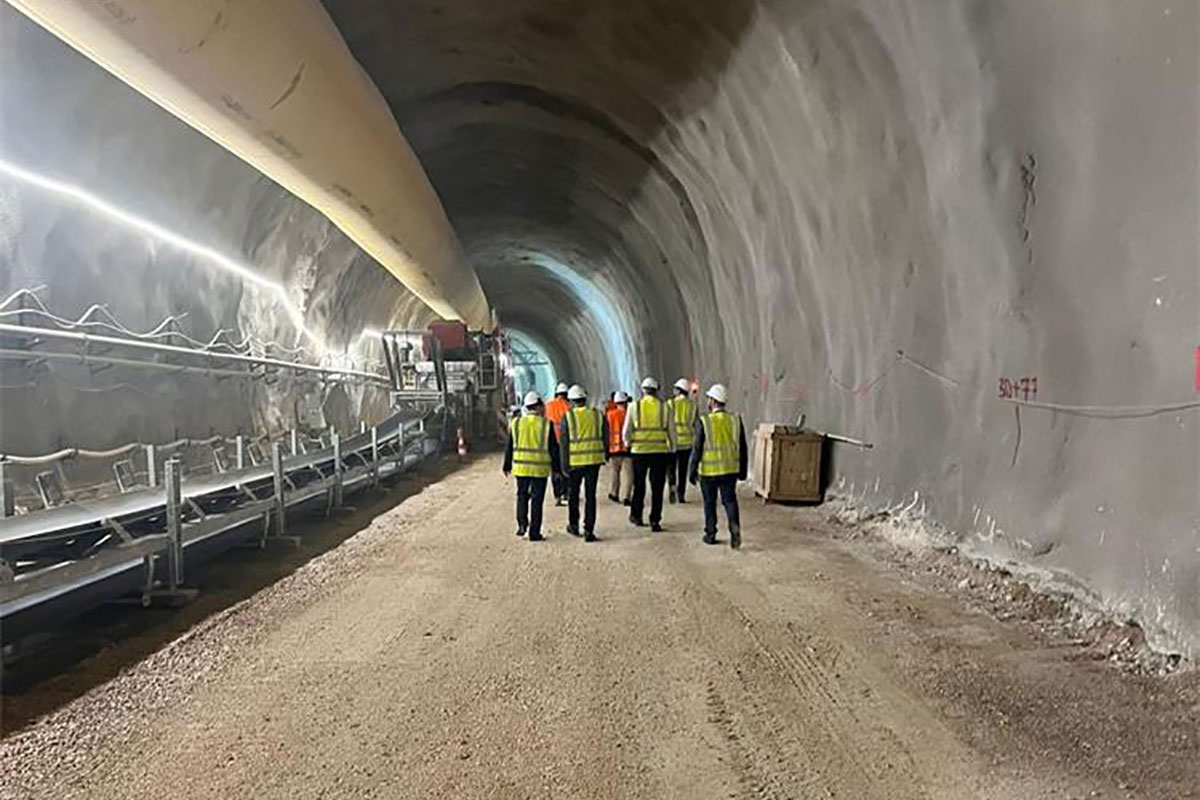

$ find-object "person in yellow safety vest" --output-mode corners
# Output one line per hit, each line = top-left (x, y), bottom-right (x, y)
(668, 377), (698, 505)
(688, 383), (748, 549)
(559, 384), (608, 542)
(544, 382), (571, 506)
(503, 391), (562, 542)
(622, 376), (676, 532)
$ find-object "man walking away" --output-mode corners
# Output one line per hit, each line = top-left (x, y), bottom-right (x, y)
(668, 378), (698, 505)
(560, 384), (606, 542)
(545, 382), (571, 506)
(688, 383), (748, 549)
(606, 391), (632, 505)
(503, 391), (561, 541)
(623, 377), (675, 532)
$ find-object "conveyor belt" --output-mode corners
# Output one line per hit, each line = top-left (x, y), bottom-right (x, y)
(0, 410), (441, 636)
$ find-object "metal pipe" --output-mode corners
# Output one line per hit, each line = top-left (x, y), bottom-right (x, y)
(6, 0), (492, 329)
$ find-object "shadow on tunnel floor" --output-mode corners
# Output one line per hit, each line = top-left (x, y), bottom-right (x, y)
(0, 452), (481, 735)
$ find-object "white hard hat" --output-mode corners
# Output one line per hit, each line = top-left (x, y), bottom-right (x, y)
(705, 383), (729, 404)
(614, 390), (630, 403)
(523, 391), (542, 408)
(567, 384), (587, 401)
(674, 378), (691, 392)
(554, 382), (569, 395)
(640, 376), (659, 391)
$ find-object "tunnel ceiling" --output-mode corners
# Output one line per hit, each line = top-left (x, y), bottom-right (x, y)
(317, 0), (751, 394)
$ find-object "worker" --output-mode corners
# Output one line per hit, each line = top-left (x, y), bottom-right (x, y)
(544, 382), (571, 506)
(560, 384), (607, 542)
(622, 376), (675, 532)
(668, 377), (698, 505)
(503, 391), (561, 542)
(688, 383), (748, 549)
(606, 390), (632, 505)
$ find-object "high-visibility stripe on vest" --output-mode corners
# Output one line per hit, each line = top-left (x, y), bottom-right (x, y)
(670, 395), (697, 448)
(510, 415), (551, 478)
(630, 396), (670, 454)
(606, 405), (628, 454)
(565, 406), (605, 468)
(699, 411), (741, 477)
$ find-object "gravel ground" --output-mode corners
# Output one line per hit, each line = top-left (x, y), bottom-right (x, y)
(1, 455), (1196, 799)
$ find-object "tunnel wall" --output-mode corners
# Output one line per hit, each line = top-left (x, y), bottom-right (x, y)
(322, 0), (1198, 654)
(662, 0), (1200, 654)
(0, 6), (432, 476)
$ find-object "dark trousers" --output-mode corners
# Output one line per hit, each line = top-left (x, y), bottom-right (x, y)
(700, 475), (740, 536)
(551, 470), (567, 501)
(671, 448), (692, 500)
(567, 464), (601, 533)
(515, 476), (548, 536)
(631, 453), (671, 525)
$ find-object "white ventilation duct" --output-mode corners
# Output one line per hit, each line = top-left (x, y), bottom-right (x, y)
(5, 0), (493, 330)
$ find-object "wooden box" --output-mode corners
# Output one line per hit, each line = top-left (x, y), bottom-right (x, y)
(753, 424), (823, 502)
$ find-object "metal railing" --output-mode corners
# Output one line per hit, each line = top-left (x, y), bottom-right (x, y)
(0, 408), (443, 632)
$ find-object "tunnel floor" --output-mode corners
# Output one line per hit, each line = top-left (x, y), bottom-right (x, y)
(2, 456), (1197, 799)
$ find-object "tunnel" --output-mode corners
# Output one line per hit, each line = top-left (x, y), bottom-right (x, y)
(1, 0), (1198, 752)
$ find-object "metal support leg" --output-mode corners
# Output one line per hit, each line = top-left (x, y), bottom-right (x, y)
(235, 435), (246, 470)
(398, 423), (406, 472)
(164, 459), (183, 589)
(290, 429), (300, 457)
(0, 462), (13, 518)
(332, 431), (344, 509)
(272, 441), (287, 539)
(146, 444), (158, 488)
(371, 426), (380, 488)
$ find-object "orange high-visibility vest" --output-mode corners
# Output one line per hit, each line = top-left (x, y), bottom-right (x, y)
(545, 396), (570, 438)
(606, 405), (628, 454)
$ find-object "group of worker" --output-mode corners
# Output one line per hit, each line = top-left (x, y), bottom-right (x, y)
(502, 376), (748, 548)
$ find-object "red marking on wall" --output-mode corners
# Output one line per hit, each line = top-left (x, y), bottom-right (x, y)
(998, 376), (1039, 401)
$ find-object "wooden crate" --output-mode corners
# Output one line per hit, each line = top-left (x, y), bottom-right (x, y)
(753, 424), (823, 502)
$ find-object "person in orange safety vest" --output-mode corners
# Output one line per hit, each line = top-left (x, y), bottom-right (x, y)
(544, 382), (571, 505)
(606, 391), (632, 505)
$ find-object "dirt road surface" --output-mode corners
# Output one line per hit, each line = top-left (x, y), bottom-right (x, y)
(2, 456), (1197, 799)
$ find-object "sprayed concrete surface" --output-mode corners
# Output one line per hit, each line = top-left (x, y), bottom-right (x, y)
(3, 457), (1197, 799)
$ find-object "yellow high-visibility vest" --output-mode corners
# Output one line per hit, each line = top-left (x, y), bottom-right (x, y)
(630, 396), (670, 454)
(510, 415), (551, 478)
(565, 406), (605, 468)
(699, 411), (741, 477)
(670, 395), (697, 447)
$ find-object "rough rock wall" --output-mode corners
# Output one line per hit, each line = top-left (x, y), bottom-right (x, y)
(321, 0), (1199, 653)
(0, 6), (432, 470)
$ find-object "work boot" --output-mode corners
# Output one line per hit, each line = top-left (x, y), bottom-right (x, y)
(651, 522), (664, 533)
(555, 497), (565, 507)
(566, 525), (580, 537)
(516, 527), (526, 538)
(584, 531), (597, 543)
(702, 533), (718, 545)
(608, 493), (619, 503)
(629, 515), (645, 527)
(730, 525), (741, 549)
(622, 498), (632, 507)
(528, 532), (545, 542)
(668, 489), (677, 504)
